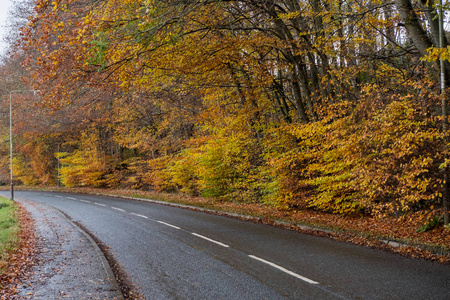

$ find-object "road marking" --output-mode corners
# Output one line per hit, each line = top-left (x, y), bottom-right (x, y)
(111, 207), (126, 212)
(55, 195), (64, 198)
(248, 255), (319, 284)
(191, 233), (229, 248)
(67, 197), (77, 200)
(131, 213), (148, 219)
(94, 202), (107, 207)
(157, 221), (181, 230)
(80, 200), (91, 203)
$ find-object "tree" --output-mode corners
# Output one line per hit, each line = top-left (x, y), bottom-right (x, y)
(1, 0), (445, 226)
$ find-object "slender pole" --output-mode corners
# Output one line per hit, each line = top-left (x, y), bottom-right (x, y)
(57, 144), (60, 188)
(9, 92), (13, 201)
(438, 0), (449, 226)
(8, 90), (40, 201)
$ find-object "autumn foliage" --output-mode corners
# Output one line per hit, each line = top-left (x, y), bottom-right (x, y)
(0, 0), (449, 230)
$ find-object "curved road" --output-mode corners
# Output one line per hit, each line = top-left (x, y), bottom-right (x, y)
(4, 191), (449, 299)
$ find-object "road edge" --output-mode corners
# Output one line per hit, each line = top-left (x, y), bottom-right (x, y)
(53, 209), (125, 300)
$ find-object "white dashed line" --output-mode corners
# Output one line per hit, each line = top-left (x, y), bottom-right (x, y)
(157, 221), (181, 230)
(248, 255), (319, 284)
(111, 207), (126, 212)
(39, 193), (321, 287)
(191, 233), (229, 248)
(131, 213), (148, 219)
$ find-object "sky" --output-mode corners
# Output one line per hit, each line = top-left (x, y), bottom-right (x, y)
(0, 0), (13, 56)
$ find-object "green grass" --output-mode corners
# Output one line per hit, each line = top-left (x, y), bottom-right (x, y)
(0, 197), (20, 274)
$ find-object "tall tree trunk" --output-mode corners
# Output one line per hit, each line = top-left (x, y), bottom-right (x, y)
(394, 0), (450, 82)
(394, 0), (433, 55)
(418, 0), (447, 47)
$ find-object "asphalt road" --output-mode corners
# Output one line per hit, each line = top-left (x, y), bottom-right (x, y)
(5, 190), (450, 299)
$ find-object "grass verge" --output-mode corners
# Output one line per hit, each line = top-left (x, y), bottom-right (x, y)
(0, 197), (20, 275)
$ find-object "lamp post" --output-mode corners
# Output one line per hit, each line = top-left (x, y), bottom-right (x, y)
(437, 0), (449, 226)
(9, 90), (40, 201)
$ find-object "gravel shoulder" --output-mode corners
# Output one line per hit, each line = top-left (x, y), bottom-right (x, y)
(16, 198), (123, 300)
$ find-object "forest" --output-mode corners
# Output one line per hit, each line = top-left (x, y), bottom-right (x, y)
(0, 0), (450, 227)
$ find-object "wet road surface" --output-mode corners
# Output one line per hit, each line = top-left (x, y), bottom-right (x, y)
(5, 190), (450, 300)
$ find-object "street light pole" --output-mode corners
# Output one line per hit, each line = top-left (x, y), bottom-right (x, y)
(9, 92), (13, 201)
(8, 90), (40, 201)
(436, 0), (449, 226)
